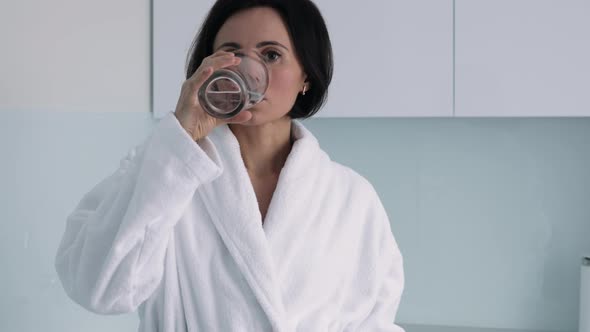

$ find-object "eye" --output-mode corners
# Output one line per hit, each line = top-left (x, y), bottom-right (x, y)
(262, 50), (281, 63)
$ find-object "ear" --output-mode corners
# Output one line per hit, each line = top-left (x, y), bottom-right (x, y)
(302, 73), (310, 89)
(304, 78), (311, 91)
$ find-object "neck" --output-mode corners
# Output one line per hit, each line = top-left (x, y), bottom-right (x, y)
(229, 117), (294, 177)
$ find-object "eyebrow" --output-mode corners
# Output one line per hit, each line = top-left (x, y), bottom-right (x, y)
(215, 41), (289, 51)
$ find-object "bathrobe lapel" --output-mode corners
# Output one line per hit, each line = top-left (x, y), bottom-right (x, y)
(197, 119), (323, 330)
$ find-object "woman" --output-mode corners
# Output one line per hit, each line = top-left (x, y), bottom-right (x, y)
(54, 0), (405, 331)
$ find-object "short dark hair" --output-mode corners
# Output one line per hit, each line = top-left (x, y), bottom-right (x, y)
(185, 0), (333, 119)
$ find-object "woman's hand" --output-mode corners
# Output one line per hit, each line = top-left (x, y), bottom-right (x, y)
(173, 50), (252, 141)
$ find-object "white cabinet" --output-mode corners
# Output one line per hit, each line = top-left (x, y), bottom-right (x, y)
(314, 0), (453, 117)
(455, 0), (590, 117)
(153, 1), (589, 118)
(153, 0), (215, 119)
(152, 0), (454, 118)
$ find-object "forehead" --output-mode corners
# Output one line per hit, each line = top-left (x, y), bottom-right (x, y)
(213, 7), (292, 49)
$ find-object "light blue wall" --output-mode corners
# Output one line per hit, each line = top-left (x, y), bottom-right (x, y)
(1, 110), (589, 332)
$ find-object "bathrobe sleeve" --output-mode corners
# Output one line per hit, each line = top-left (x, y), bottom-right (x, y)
(54, 112), (223, 314)
(355, 187), (406, 332)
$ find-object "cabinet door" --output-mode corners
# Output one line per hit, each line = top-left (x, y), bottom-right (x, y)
(153, 0), (216, 119)
(455, 0), (590, 117)
(314, 0), (453, 117)
(153, 0), (453, 118)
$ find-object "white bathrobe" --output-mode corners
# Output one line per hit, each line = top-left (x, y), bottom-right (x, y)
(54, 111), (405, 332)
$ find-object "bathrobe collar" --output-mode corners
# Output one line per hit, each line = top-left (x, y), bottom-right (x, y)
(197, 119), (324, 331)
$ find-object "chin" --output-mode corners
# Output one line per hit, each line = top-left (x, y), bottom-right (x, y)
(235, 111), (261, 126)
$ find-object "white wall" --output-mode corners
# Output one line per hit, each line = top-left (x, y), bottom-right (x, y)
(0, 1), (150, 331)
(0, 0), (150, 113)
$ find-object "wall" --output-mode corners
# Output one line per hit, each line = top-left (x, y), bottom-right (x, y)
(1, 1), (589, 331)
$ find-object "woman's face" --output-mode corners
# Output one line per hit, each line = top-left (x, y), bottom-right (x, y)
(213, 7), (308, 125)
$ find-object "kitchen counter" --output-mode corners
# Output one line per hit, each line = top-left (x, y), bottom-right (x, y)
(399, 323), (572, 332)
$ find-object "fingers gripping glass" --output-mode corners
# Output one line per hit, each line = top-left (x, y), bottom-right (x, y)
(198, 50), (270, 119)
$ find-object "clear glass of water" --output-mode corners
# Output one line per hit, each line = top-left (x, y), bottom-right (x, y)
(198, 49), (270, 119)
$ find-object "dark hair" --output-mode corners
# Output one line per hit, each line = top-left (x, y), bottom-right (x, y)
(185, 0), (333, 119)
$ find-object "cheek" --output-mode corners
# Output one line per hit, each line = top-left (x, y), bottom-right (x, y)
(266, 67), (302, 97)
